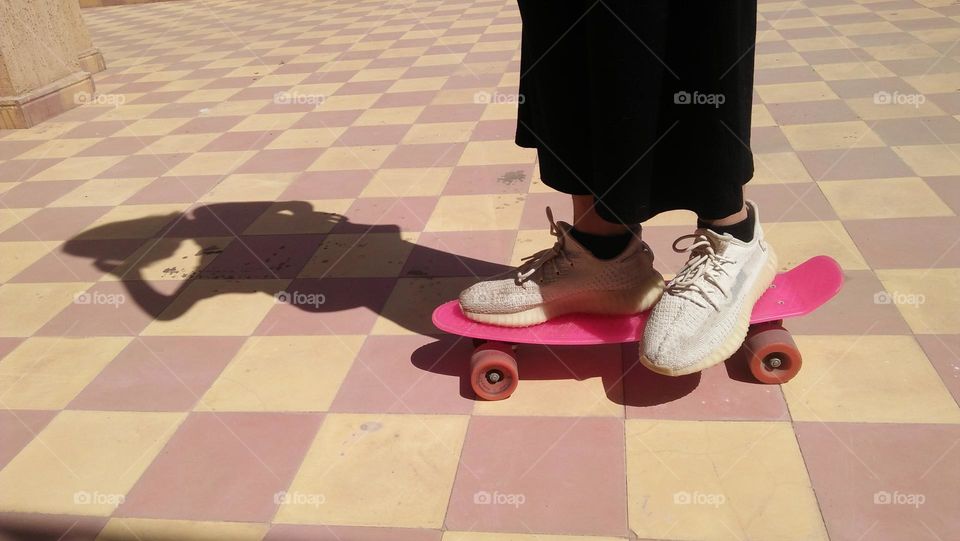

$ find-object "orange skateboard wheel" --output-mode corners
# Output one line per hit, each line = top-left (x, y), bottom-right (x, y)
(470, 341), (519, 400)
(743, 322), (802, 384)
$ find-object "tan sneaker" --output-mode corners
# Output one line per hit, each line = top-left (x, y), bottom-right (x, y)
(458, 208), (665, 327)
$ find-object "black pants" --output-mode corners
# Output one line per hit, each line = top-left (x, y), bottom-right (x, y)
(516, 0), (758, 224)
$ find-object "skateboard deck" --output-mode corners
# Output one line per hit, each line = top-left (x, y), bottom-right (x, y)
(433, 255), (844, 346)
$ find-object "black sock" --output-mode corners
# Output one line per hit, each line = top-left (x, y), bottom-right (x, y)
(569, 228), (635, 260)
(698, 204), (755, 242)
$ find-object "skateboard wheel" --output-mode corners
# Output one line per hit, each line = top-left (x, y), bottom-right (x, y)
(470, 341), (519, 401)
(743, 323), (802, 384)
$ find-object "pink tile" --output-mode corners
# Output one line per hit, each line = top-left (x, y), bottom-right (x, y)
(447, 416), (628, 536)
(255, 278), (396, 335)
(471, 119), (517, 140)
(61, 121), (127, 139)
(402, 230), (515, 277)
(745, 183), (837, 222)
(0, 337), (22, 360)
(416, 104), (485, 123)
(443, 164), (533, 195)
(845, 217), (960, 269)
(0, 140), (41, 161)
(96, 153), (190, 179)
(798, 148), (914, 181)
(12, 238), (147, 282)
(292, 110), (363, 129)
(0, 513), (107, 541)
(69, 336), (244, 411)
(623, 343), (789, 420)
(381, 143), (466, 168)
(335, 80), (394, 95)
(334, 124), (411, 146)
(750, 126), (794, 154)
(199, 234), (322, 279)
(280, 170), (373, 199)
(119, 412), (323, 522)
(0, 410), (56, 469)
(923, 176), (960, 214)
(201, 131), (281, 152)
(235, 148), (325, 174)
(914, 335), (960, 404)
(0, 180), (84, 208)
(519, 192), (574, 229)
(169, 115), (244, 134)
(124, 175), (222, 204)
(37, 280), (173, 336)
(336, 197), (437, 233)
(332, 335), (474, 414)
(373, 91), (437, 108)
(149, 102), (221, 120)
(265, 525), (441, 541)
(0, 158), (61, 182)
(76, 136), (159, 157)
(766, 100), (859, 125)
(0, 207), (110, 242)
(795, 422), (960, 541)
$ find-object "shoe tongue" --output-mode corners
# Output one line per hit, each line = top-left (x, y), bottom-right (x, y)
(697, 227), (735, 254)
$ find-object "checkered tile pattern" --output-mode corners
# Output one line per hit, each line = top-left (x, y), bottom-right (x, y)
(0, 0), (958, 539)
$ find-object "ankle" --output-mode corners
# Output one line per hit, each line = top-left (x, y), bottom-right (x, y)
(569, 227), (635, 260)
(698, 204), (755, 242)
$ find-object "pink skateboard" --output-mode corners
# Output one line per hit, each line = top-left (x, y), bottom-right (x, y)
(432, 255), (844, 400)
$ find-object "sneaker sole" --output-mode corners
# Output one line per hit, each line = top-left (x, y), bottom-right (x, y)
(638, 248), (779, 377)
(462, 273), (666, 328)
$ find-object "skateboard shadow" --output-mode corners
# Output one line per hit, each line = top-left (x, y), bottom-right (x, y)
(62, 200), (511, 334)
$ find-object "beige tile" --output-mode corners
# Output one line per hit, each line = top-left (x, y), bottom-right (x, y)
(275, 413), (469, 527)
(876, 269), (960, 334)
(17, 139), (100, 160)
(139, 134), (220, 155)
(0, 241), (53, 282)
(425, 194), (525, 232)
(300, 232), (418, 278)
(781, 121), (884, 151)
(0, 208), (39, 235)
(763, 220), (868, 270)
(0, 282), (91, 337)
(0, 411), (183, 515)
(307, 146), (393, 171)
(266, 127), (346, 150)
(401, 122), (475, 145)
(626, 420), (827, 541)
(353, 106), (424, 126)
(783, 335), (960, 423)
(458, 141), (536, 166)
(360, 167), (452, 197)
(811, 61), (894, 81)
(231, 113), (306, 132)
(371, 277), (473, 335)
(27, 157), (125, 181)
(893, 144), (960, 176)
(141, 279), (287, 336)
(95, 518), (268, 541)
(197, 335), (363, 411)
(819, 178), (953, 219)
(755, 82), (839, 103)
(199, 173), (297, 203)
(50, 178), (154, 207)
(0, 337), (131, 409)
(443, 534), (624, 541)
(76, 204), (187, 240)
(166, 151), (257, 177)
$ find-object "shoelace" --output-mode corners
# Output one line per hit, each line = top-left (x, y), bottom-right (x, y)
(666, 232), (734, 310)
(514, 207), (573, 285)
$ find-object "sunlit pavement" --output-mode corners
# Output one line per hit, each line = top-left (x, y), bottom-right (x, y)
(0, 0), (958, 539)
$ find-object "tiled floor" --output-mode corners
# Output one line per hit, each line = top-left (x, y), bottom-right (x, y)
(0, 0), (959, 539)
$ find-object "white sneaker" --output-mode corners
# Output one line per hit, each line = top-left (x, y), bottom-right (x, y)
(459, 208), (665, 327)
(640, 200), (777, 376)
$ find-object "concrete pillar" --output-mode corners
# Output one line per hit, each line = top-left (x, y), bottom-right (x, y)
(0, 0), (106, 129)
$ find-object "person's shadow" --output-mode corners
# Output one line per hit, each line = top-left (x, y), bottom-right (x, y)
(63, 200), (702, 406)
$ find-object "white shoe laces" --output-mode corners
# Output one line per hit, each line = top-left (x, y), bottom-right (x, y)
(666, 232), (735, 310)
(515, 207), (573, 285)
